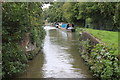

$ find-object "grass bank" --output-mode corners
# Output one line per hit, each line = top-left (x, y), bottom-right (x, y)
(76, 28), (118, 55)
(76, 27), (119, 79)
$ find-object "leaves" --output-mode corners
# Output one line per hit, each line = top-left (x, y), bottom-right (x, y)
(2, 2), (45, 76)
(80, 40), (119, 79)
(45, 2), (120, 31)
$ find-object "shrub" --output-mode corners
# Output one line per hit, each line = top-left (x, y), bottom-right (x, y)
(80, 40), (120, 79)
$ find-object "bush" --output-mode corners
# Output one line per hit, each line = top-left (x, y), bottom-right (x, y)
(2, 2), (45, 77)
(80, 40), (120, 79)
(2, 43), (27, 76)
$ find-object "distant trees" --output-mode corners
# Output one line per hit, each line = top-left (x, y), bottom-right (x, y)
(43, 2), (66, 23)
(44, 2), (120, 31)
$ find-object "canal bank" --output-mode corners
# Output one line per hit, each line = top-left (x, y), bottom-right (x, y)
(17, 26), (93, 78)
(76, 28), (119, 79)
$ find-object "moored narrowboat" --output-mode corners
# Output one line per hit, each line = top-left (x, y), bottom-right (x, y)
(58, 23), (75, 32)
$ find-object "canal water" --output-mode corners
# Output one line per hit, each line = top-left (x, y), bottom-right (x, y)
(19, 26), (93, 78)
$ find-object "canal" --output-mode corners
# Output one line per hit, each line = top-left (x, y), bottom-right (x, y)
(18, 26), (93, 78)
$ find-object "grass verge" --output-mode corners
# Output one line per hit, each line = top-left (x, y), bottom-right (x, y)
(76, 28), (118, 55)
(76, 27), (119, 78)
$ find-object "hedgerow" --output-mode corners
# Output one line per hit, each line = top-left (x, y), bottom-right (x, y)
(2, 2), (45, 77)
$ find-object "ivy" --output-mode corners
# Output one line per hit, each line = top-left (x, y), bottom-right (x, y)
(2, 2), (45, 77)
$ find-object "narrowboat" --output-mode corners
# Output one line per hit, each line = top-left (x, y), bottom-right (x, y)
(58, 23), (75, 32)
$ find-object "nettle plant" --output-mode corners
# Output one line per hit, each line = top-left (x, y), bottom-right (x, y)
(80, 40), (119, 79)
(91, 44), (119, 78)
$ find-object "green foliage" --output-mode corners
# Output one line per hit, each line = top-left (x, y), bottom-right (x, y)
(84, 28), (118, 49)
(77, 26), (119, 79)
(77, 28), (118, 51)
(30, 26), (45, 47)
(80, 41), (120, 79)
(2, 43), (27, 75)
(62, 2), (77, 23)
(43, 2), (65, 22)
(45, 2), (120, 31)
(2, 2), (45, 77)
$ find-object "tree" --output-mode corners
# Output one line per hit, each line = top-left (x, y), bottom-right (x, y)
(46, 2), (119, 31)
(2, 2), (45, 76)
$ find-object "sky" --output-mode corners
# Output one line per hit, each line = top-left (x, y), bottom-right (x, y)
(42, 4), (50, 9)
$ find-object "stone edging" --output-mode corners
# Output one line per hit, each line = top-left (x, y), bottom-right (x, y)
(80, 32), (101, 45)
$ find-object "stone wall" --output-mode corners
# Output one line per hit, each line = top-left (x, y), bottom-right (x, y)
(80, 32), (101, 45)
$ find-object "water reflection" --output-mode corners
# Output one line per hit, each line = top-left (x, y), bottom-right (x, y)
(42, 26), (92, 78)
(18, 53), (44, 78)
(18, 26), (93, 78)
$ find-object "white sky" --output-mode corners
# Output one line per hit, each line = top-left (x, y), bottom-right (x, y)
(42, 4), (50, 9)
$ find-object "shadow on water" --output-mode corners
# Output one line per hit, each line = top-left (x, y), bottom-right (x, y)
(18, 26), (93, 78)
(17, 52), (45, 78)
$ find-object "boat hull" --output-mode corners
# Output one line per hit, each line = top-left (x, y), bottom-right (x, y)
(59, 27), (75, 32)
(56, 23), (75, 32)
(66, 29), (75, 32)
